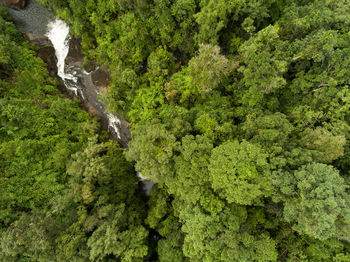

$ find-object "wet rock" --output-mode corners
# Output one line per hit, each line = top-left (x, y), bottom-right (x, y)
(1, 0), (26, 10)
(66, 36), (84, 65)
(122, 119), (131, 129)
(36, 46), (57, 76)
(23, 33), (51, 46)
(86, 102), (102, 118)
(83, 60), (96, 73)
(21, 33), (57, 75)
(91, 67), (110, 87)
(117, 117), (132, 146)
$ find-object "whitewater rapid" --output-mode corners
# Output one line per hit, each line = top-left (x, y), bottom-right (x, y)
(45, 18), (156, 195)
(46, 19), (78, 94)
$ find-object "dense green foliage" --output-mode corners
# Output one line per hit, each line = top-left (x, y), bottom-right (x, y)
(2, 0), (350, 260)
(0, 8), (149, 261)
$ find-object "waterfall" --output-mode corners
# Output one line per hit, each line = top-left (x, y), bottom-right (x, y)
(45, 18), (155, 196)
(46, 19), (78, 94)
(137, 172), (156, 196)
(45, 19), (123, 141)
(106, 113), (122, 139)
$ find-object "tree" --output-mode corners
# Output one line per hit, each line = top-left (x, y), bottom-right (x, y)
(146, 46), (176, 85)
(87, 204), (148, 262)
(301, 127), (346, 163)
(238, 25), (289, 97)
(194, 0), (279, 45)
(0, 9), (95, 231)
(64, 139), (149, 261)
(1, 138), (149, 261)
(179, 203), (278, 261)
(275, 227), (350, 262)
(145, 186), (188, 262)
(209, 140), (272, 205)
(276, 163), (350, 241)
(4, 1), (350, 260)
(125, 120), (180, 183)
(170, 135), (215, 208)
(188, 44), (229, 93)
(0, 210), (58, 261)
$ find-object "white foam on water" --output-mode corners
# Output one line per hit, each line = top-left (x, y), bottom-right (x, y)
(79, 89), (85, 100)
(82, 66), (100, 76)
(46, 19), (78, 93)
(107, 113), (122, 139)
(137, 172), (156, 196)
(137, 171), (146, 180)
(45, 18), (155, 195)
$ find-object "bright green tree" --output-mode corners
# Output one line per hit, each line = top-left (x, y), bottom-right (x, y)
(209, 140), (272, 205)
(276, 163), (350, 241)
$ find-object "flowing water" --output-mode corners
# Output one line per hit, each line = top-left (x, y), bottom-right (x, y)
(46, 19), (78, 94)
(46, 17), (156, 195)
(44, 18), (131, 146)
(46, 20), (74, 80)
(2, 1), (155, 195)
(0, 0), (54, 35)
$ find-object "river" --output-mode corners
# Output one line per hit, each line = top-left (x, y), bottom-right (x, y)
(1, 0), (155, 195)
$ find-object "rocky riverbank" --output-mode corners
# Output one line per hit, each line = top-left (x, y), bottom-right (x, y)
(1, 0), (132, 147)
(1, 0), (26, 10)
(1, 0), (154, 194)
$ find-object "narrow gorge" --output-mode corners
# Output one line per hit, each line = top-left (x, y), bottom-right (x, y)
(1, 0), (155, 195)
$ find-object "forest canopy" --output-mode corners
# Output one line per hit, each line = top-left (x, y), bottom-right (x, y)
(2, 0), (350, 261)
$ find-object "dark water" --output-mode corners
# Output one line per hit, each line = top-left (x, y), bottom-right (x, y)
(0, 0), (54, 35)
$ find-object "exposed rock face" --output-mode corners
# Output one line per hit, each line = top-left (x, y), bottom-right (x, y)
(66, 36), (84, 65)
(21, 33), (57, 76)
(86, 102), (103, 118)
(1, 0), (26, 10)
(91, 67), (110, 87)
(23, 33), (51, 46)
(36, 46), (57, 76)
(83, 60), (96, 73)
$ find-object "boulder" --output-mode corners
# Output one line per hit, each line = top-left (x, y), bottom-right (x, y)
(66, 36), (84, 65)
(83, 60), (96, 73)
(91, 67), (110, 87)
(1, 0), (26, 10)
(36, 46), (57, 76)
(85, 102), (102, 118)
(23, 33), (51, 46)
(21, 33), (58, 76)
